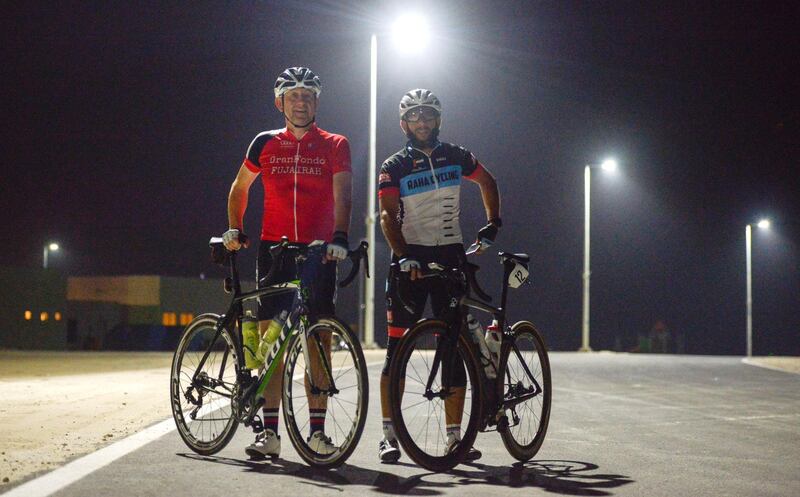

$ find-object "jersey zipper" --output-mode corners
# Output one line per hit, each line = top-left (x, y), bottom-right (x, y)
(293, 141), (300, 241)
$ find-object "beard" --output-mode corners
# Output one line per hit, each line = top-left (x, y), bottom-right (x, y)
(405, 126), (440, 149)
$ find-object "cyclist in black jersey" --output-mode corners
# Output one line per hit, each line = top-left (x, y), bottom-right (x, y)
(377, 89), (502, 464)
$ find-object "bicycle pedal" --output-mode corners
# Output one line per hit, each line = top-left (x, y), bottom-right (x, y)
(250, 415), (264, 433)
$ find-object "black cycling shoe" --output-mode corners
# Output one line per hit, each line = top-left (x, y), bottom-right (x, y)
(378, 437), (401, 463)
(445, 435), (482, 462)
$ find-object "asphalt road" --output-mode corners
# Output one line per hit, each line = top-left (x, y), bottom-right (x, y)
(9, 353), (800, 497)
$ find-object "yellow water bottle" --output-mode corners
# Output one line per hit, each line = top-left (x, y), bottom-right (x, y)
(256, 310), (288, 363)
(241, 311), (260, 369)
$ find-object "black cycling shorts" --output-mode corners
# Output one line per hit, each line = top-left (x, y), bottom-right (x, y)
(256, 240), (336, 321)
(385, 243), (465, 329)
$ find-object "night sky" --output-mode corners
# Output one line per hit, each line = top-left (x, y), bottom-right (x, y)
(2, 1), (798, 354)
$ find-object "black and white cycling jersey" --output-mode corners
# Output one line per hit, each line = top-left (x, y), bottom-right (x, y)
(378, 141), (487, 246)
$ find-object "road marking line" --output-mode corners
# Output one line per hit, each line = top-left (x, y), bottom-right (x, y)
(2, 417), (175, 497)
(3, 360), (384, 497)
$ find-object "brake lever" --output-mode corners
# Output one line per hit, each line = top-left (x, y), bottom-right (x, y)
(338, 241), (370, 288)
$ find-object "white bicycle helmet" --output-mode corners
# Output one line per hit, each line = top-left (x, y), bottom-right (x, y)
(274, 67), (322, 98)
(398, 88), (442, 119)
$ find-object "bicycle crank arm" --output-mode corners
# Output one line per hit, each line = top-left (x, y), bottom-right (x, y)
(501, 390), (540, 411)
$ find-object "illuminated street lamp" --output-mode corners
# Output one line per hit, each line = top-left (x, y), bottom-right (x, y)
(580, 158), (619, 352)
(745, 218), (770, 357)
(364, 14), (431, 348)
(43, 242), (60, 269)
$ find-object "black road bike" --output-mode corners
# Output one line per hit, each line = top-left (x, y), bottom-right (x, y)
(170, 235), (369, 468)
(388, 245), (551, 472)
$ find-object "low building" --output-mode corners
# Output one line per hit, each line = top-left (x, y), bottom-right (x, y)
(66, 275), (247, 351)
(0, 267), (68, 350)
(0, 267), (248, 351)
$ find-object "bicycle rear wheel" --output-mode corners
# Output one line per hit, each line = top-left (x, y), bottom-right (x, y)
(498, 320), (551, 461)
(389, 320), (483, 472)
(170, 314), (240, 455)
(282, 317), (369, 469)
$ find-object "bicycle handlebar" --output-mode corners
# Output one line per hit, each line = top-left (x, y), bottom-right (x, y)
(389, 259), (492, 315)
(264, 236), (369, 289)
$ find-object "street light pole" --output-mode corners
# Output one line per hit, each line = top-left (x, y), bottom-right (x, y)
(581, 165), (592, 352)
(363, 33), (378, 348)
(745, 219), (770, 358)
(43, 242), (59, 269)
(363, 15), (430, 349)
(745, 223), (753, 357)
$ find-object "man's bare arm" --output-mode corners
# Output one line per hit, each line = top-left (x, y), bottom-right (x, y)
(379, 194), (408, 257)
(332, 171), (353, 234)
(228, 164), (259, 229)
(468, 165), (500, 222)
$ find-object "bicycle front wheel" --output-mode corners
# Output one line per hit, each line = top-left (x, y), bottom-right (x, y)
(282, 317), (369, 469)
(498, 320), (551, 461)
(170, 314), (240, 455)
(389, 320), (483, 472)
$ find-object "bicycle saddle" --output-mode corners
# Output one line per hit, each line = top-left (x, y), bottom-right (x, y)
(499, 252), (530, 264)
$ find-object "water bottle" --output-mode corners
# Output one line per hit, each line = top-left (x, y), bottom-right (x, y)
(257, 310), (288, 363)
(467, 314), (496, 379)
(485, 319), (501, 368)
(241, 311), (261, 369)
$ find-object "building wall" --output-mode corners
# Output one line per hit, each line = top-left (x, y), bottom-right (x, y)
(1, 271), (251, 350)
(67, 276), (160, 306)
(0, 267), (67, 350)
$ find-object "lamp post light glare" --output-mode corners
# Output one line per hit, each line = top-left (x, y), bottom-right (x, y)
(364, 14), (431, 348)
(580, 158), (619, 352)
(746, 218), (771, 357)
(43, 242), (60, 269)
(601, 158), (618, 173)
(391, 13), (430, 53)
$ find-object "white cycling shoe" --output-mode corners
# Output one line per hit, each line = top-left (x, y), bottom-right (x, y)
(307, 430), (338, 455)
(245, 429), (281, 459)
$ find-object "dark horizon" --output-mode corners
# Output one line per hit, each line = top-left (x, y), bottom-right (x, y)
(2, 1), (798, 355)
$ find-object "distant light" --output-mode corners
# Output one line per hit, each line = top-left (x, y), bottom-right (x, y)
(601, 159), (618, 173)
(40, 312), (49, 322)
(54, 312), (62, 321)
(757, 219), (770, 229)
(24, 310), (32, 320)
(48, 243), (60, 251)
(392, 13), (430, 53)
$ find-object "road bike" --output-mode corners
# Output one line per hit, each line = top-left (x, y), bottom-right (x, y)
(170, 235), (369, 469)
(388, 244), (551, 472)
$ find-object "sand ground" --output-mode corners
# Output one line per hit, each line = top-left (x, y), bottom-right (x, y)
(0, 350), (796, 488)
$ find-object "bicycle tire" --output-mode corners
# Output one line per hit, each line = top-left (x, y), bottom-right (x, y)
(389, 319), (483, 472)
(170, 314), (240, 455)
(282, 316), (369, 469)
(498, 320), (551, 461)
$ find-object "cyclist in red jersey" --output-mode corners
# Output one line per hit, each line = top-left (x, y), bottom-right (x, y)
(222, 67), (353, 459)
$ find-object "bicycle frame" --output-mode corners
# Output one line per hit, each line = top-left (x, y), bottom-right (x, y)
(407, 255), (545, 428)
(188, 249), (337, 427)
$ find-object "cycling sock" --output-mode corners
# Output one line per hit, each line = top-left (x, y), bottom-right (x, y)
(382, 418), (396, 441)
(309, 408), (326, 436)
(446, 425), (461, 441)
(262, 408), (279, 435)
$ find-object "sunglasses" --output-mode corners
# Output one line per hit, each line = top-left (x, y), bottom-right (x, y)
(403, 107), (440, 123)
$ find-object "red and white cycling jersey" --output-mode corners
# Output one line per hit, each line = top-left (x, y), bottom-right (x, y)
(243, 124), (351, 243)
